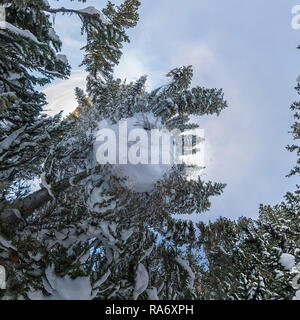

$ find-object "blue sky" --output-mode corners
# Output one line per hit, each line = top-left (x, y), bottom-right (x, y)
(44, 0), (300, 223)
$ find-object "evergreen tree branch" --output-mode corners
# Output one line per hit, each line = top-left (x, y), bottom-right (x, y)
(0, 166), (100, 237)
(43, 7), (105, 19)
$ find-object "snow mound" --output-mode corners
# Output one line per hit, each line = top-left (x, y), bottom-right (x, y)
(79, 6), (101, 15)
(279, 253), (295, 271)
(93, 113), (173, 193)
(0, 265), (6, 290)
(49, 28), (60, 42)
(294, 290), (300, 300)
(28, 265), (99, 300)
(78, 7), (109, 24)
(57, 54), (68, 65)
(133, 263), (149, 300)
(146, 287), (159, 300)
(93, 113), (204, 192)
(4, 22), (41, 44)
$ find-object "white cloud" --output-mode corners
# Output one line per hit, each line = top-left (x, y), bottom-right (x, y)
(114, 47), (167, 90)
(114, 49), (149, 84)
(42, 71), (87, 117)
(171, 43), (217, 71)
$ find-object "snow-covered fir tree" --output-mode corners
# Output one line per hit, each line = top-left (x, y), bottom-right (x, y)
(222, 66), (300, 300)
(0, 0), (71, 206)
(197, 205), (299, 300)
(0, 0), (229, 300)
(197, 56), (300, 300)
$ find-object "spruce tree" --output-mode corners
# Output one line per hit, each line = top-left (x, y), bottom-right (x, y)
(0, 0), (142, 299)
(0, 0), (231, 300)
(0, 66), (227, 299)
(197, 48), (300, 300)
(0, 16), (229, 301)
(0, 0), (71, 204)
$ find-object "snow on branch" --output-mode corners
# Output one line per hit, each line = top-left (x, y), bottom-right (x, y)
(28, 264), (101, 300)
(175, 257), (195, 290)
(1, 166), (103, 236)
(133, 263), (149, 300)
(43, 6), (109, 24)
(0, 126), (26, 153)
(2, 22), (42, 44)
